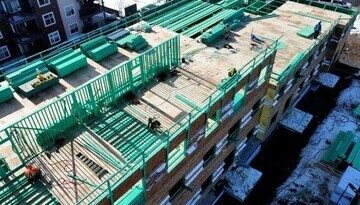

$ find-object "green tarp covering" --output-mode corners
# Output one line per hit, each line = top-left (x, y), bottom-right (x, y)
(116, 34), (149, 51)
(201, 24), (226, 44)
(80, 36), (118, 62)
(347, 141), (360, 171)
(45, 49), (87, 77)
(297, 26), (314, 38)
(0, 85), (13, 103)
(322, 131), (356, 165)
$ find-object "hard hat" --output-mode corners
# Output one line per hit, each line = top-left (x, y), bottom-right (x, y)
(30, 166), (38, 176)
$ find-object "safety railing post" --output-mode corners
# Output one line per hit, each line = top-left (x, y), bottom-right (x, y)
(107, 73), (116, 104)
(165, 130), (170, 169)
(107, 180), (114, 204)
(5, 129), (25, 164)
(87, 84), (98, 115)
(141, 151), (147, 200)
(71, 93), (84, 125)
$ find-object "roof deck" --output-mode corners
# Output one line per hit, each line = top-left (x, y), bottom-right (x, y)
(176, 1), (348, 86)
(240, 1), (345, 85)
(180, 33), (267, 85)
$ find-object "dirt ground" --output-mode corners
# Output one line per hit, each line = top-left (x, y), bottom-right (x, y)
(339, 34), (360, 69)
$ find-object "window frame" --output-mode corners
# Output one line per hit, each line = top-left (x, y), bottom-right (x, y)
(9, 0), (21, 13)
(64, 4), (75, 17)
(48, 30), (61, 45)
(169, 177), (185, 201)
(68, 22), (79, 35)
(37, 0), (50, 8)
(0, 31), (3, 39)
(203, 146), (215, 166)
(0, 45), (11, 61)
(42, 12), (56, 27)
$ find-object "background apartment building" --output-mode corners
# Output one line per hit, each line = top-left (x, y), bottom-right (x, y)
(0, 0), (108, 65)
(56, 0), (83, 40)
(0, 0), (66, 63)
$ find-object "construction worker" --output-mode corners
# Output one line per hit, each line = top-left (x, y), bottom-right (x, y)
(24, 165), (40, 184)
(314, 21), (322, 39)
(148, 117), (161, 131)
(228, 67), (237, 77)
(150, 119), (161, 131)
(148, 117), (154, 128)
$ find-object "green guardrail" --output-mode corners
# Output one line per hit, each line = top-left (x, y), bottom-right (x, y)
(290, 0), (358, 16)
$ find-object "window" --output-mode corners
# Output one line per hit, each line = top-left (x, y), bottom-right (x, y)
(169, 178), (184, 201)
(224, 151), (235, 171)
(48, 31), (61, 45)
(201, 176), (212, 191)
(64, 5), (75, 17)
(69, 22), (79, 35)
(37, 0), (50, 7)
(203, 146), (215, 166)
(228, 122), (239, 137)
(9, 0), (21, 13)
(258, 66), (268, 86)
(247, 127), (256, 138)
(234, 87), (246, 110)
(284, 97), (292, 111)
(42, 12), (56, 27)
(0, 31), (3, 39)
(270, 112), (278, 126)
(279, 84), (286, 96)
(0, 46), (11, 61)
(252, 99), (262, 113)
(206, 109), (220, 135)
(167, 141), (186, 172)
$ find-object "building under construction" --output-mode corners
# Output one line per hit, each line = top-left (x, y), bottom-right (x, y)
(0, 0), (358, 204)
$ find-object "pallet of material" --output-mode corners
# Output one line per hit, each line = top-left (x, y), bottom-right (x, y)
(80, 36), (118, 62)
(0, 85), (13, 103)
(4, 60), (49, 90)
(45, 48), (87, 77)
(347, 141), (360, 171)
(322, 130), (356, 166)
(18, 72), (59, 97)
(201, 24), (226, 44)
(116, 34), (149, 51)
